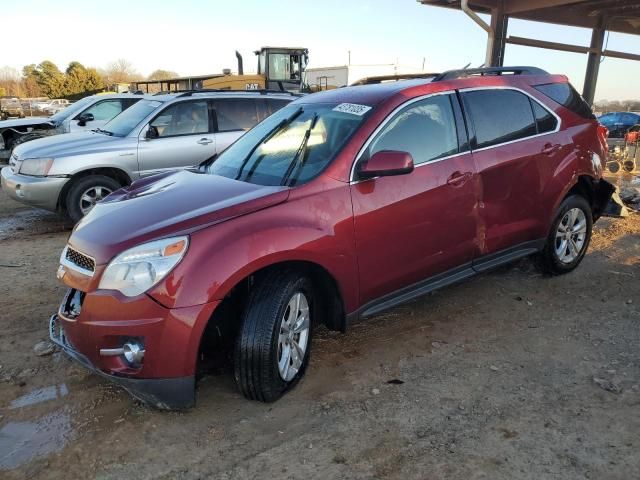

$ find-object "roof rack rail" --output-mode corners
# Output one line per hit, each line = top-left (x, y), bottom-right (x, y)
(433, 66), (548, 82)
(351, 73), (440, 85)
(161, 89), (301, 98)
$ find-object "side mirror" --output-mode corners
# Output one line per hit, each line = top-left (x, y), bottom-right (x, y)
(357, 150), (414, 179)
(146, 125), (159, 139)
(77, 113), (94, 126)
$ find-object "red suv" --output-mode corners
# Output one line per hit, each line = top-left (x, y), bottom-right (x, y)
(50, 67), (613, 409)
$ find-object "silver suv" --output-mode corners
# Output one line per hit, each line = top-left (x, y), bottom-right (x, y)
(1, 90), (295, 221)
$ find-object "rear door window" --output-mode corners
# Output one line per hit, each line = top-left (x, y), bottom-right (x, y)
(461, 89), (537, 149)
(212, 98), (260, 132)
(367, 93), (459, 165)
(530, 99), (557, 134)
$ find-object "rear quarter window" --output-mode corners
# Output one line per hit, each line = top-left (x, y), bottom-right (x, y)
(534, 83), (595, 120)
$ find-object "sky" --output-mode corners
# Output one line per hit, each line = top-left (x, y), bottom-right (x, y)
(2, 0), (639, 101)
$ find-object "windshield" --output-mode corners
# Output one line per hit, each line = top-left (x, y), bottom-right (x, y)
(49, 96), (95, 122)
(209, 102), (371, 186)
(102, 99), (164, 137)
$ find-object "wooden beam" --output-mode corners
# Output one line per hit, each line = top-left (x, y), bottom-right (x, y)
(506, 35), (592, 54)
(506, 36), (640, 61)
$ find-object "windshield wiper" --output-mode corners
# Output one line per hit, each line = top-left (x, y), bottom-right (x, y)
(281, 113), (318, 186)
(93, 128), (113, 136)
(233, 107), (303, 181)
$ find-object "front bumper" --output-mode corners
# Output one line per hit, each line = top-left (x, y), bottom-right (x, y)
(50, 314), (195, 410)
(1, 166), (68, 211)
(49, 288), (220, 410)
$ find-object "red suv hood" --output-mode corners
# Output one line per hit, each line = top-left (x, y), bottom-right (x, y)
(69, 170), (289, 265)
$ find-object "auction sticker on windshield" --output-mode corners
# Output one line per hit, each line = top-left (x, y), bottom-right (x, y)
(332, 103), (372, 116)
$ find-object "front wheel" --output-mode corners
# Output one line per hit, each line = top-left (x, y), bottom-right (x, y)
(537, 195), (593, 275)
(65, 175), (121, 223)
(234, 270), (313, 402)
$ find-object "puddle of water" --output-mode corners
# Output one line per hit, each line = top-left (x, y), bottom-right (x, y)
(0, 409), (73, 470)
(9, 384), (68, 410)
(0, 208), (70, 237)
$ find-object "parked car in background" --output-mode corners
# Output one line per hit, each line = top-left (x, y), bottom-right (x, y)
(0, 93), (143, 158)
(1, 90), (295, 221)
(598, 111), (640, 138)
(0, 98), (25, 120)
(42, 99), (72, 114)
(48, 67), (613, 409)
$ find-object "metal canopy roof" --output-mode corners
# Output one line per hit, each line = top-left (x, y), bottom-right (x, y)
(418, 0), (640, 103)
(418, 1), (640, 35)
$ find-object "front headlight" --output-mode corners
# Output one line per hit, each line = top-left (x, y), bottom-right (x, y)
(98, 236), (189, 297)
(19, 158), (54, 176)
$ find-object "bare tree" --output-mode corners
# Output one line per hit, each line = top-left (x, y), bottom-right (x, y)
(148, 69), (179, 81)
(0, 66), (24, 97)
(104, 59), (142, 84)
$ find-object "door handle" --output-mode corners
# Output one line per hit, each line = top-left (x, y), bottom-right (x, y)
(541, 143), (560, 155)
(197, 138), (213, 145)
(446, 171), (472, 186)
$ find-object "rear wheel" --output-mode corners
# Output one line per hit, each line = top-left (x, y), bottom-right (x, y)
(538, 195), (593, 275)
(65, 175), (121, 223)
(234, 270), (313, 402)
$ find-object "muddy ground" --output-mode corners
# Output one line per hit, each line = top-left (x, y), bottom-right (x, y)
(0, 178), (639, 480)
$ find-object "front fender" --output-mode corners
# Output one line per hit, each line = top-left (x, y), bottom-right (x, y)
(147, 181), (359, 314)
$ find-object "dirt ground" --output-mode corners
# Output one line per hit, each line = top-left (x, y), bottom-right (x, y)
(0, 177), (639, 480)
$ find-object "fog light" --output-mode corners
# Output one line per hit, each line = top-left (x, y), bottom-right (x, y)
(16, 185), (24, 198)
(123, 342), (145, 364)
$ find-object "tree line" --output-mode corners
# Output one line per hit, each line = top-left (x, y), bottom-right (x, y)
(0, 60), (178, 99)
(593, 99), (640, 113)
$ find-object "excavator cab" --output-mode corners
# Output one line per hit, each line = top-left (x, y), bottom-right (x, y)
(256, 47), (309, 92)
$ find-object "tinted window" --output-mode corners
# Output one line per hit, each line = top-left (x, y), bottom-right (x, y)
(257, 98), (291, 122)
(621, 113), (640, 124)
(598, 113), (617, 124)
(368, 94), (459, 165)
(463, 89), (537, 149)
(534, 83), (595, 119)
(213, 98), (260, 132)
(530, 99), (557, 134)
(150, 100), (209, 137)
(81, 99), (123, 121)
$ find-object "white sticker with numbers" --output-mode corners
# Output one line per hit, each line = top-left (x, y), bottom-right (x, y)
(332, 103), (372, 116)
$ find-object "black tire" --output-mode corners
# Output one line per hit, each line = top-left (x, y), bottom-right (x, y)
(65, 175), (121, 223)
(234, 270), (314, 402)
(537, 195), (593, 275)
(623, 160), (636, 173)
(608, 161), (621, 173)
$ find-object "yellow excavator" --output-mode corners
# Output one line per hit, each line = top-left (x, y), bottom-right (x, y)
(203, 47), (309, 93)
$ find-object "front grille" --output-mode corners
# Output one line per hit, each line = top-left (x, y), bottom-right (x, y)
(65, 247), (96, 273)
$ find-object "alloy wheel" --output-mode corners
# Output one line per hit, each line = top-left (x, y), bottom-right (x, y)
(554, 207), (587, 264)
(277, 292), (310, 381)
(79, 186), (113, 215)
